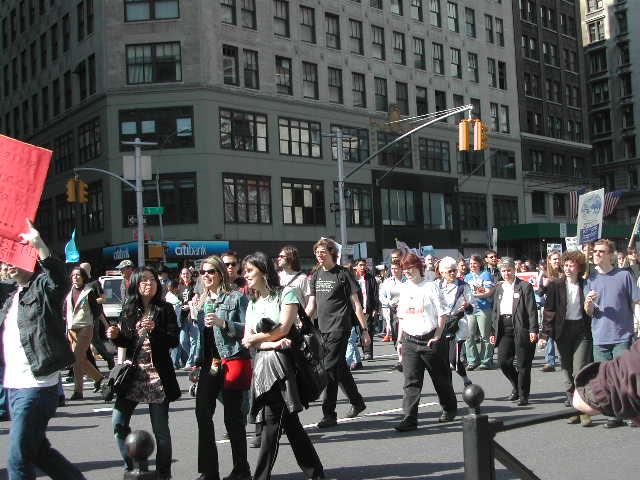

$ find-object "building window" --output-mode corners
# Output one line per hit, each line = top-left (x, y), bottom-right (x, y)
(430, 0), (441, 27)
(467, 52), (478, 82)
(485, 14), (493, 43)
(381, 188), (417, 226)
(493, 195), (518, 226)
(282, 178), (325, 225)
(414, 37), (425, 70)
(52, 78), (60, 116)
(374, 77), (387, 111)
(499, 105), (510, 133)
(125, 0), (179, 21)
(221, 0), (236, 25)
(491, 149), (515, 178)
(371, 0), (382, 9)
(325, 13), (340, 49)
(371, 25), (385, 60)
(55, 196), (74, 241)
(620, 73), (632, 97)
(349, 19), (363, 54)
(588, 0), (603, 12)
(553, 193), (566, 216)
(300, 6), (315, 43)
(396, 81), (408, 115)
(411, 0), (423, 22)
(241, 0), (256, 29)
(447, 1), (458, 32)
(334, 183), (372, 226)
(459, 193), (486, 230)
(77, 1), (85, 41)
(531, 191), (546, 215)
(53, 130), (74, 174)
(331, 125), (369, 163)
(219, 107), (267, 152)
(435, 90), (446, 118)
(120, 106), (194, 150)
(222, 44), (239, 85)
(352, 72), (366, 107)
(393, 31), (406, 65)
(416, 86), (428, 115)
(419, 138), (449, 172)
(495, 17), (504, 46)
(450, 47), (461, 78)
(88, 54), (96, 94)
(390, 0), (403, 15)
(126, 42), (182, 84)
(31, 93), (38, 130)
(223, 174), (271, 224)
(459, 150), (484, 176)
(302, 61), (318, 99)
(63, 71), (72, 109)
(465, 7), (475, 37)
(275, 56), (292, 95)
(378, 131), (411, 167)
(50, 23), (58, 61)
(433, 42), (443, 74)
(81, 181), (104, 234)
(122, 172), (198, 226)
(588, 20), (604, 43)
(488, 58), (496, 87)
(622, 104), (634, 129)
(86, 0), (94, 35)
(273, 0), (289, 37)
(589, 50), (607, 74)
(40, 32), (46, 69)
(243, 49), (259, 89)
(624, 136), (636, 159)
(77, 117), (101, 163)
(327, 67), (342, 104)
(278, 117), (321, 158)
(423, 192), (453, 229)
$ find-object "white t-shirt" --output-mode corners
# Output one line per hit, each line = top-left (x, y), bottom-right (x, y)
(499, 281), (515, 316)
(3, 288), (59, 388)
(565, 281), (582, 320)
(397, 279), (448, 336)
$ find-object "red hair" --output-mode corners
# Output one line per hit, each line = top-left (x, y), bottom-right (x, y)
(400, 253), (424, 274)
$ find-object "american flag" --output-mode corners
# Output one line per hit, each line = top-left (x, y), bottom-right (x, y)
(569, 189), (623, 219)
(603, 190), (623, 217)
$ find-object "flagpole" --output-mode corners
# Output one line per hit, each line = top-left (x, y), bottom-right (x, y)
(627, 208), (640, 251)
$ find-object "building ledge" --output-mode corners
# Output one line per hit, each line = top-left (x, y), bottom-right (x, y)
(520, 133), (592, 150)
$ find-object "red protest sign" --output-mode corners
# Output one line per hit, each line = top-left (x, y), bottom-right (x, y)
(515, 272), (539, 289)
(0, 135), (52, 272)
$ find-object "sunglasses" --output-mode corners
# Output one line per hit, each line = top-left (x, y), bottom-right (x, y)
(224, 262), (238, 267)
(200, 269), (220, 276)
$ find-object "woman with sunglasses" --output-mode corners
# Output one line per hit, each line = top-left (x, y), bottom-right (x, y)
(106, 267), (180, 480)
(242, 252), (325, 480)
(192, 256), (251, 480)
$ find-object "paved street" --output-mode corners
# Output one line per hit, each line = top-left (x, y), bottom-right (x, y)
(0, 337), (637, 480)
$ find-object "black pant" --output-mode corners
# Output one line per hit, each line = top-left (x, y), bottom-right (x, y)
(321, 330), (365, 419)
(92, 321), (115, 369)
(390, 309), (399, 346)
(401, 332), (457, 423)
(497, 330), (536, 399)
(254, 390), (323, 480)
(362, 313), (375, 357)
(195, 368), (249, 479)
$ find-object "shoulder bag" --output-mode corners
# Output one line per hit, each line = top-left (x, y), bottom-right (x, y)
(101, 328), (149, 402)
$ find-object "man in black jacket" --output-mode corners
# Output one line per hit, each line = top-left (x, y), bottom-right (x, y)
(354, 259), (379, 361)
(0, 219), (84, 479)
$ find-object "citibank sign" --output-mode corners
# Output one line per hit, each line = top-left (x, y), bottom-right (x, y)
(174, 243), (207, 257)
(165, 241), (229, 259)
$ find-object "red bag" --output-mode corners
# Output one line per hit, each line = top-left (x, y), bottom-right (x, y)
(222, 358), (252, 390)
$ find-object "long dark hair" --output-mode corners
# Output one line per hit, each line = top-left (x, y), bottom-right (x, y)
(124, 266), (165, 319)
(70, 266), (89, 287)
(242, 251), (281, 302)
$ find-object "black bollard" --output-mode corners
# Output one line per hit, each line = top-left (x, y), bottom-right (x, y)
(462, 385), (495, 480)
(123, 430), (157, 480)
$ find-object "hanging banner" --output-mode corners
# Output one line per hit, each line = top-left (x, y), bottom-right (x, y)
(516, 272), (539, 289)
(565, 236), (579, 252)
(0, 136), (52, 272)
(546, 243), (563, 255)
(65, 229), (80, 263)
(576, 189), (605, 245)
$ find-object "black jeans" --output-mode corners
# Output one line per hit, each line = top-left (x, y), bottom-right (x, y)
(195, 368), (249, 479)
(497, 328), (536, 399)
(254, 390), (323, 480)
(401, 332), (457, 423)
(362, 313), (375, 357)
(390, 309), (399, 346)
(321, 329), (365, 419)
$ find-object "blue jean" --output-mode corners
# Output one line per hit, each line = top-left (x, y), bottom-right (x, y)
(345, 326), (362, 366)
(464, 309), (494, 368)
(112, 396), (172, 477)
(0, 363), (8, 416)
(7, 385), (86, 480)
(545, 339), (557, 367)
(178, 317), (201, 367)
(593, 341), (632, 421)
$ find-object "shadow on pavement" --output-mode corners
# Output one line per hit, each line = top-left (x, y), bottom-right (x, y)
(272, 461), (466, 479)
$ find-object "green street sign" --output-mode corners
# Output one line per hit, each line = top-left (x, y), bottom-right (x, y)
(144, 206), (165, 215)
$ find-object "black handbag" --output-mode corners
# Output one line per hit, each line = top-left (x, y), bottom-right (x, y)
(101, 329), (149, 402)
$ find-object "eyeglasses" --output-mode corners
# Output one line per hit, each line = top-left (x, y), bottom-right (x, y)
(277, 254), (287, 259)
(224, 262), (238, 267)
(200, 269), (220, 276)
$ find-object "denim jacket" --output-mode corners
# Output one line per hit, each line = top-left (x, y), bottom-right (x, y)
(198, 290), (249, 368)
(0, 256), (74, 376)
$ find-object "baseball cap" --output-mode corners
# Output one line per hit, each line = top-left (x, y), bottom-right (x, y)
(116, 260), (134, 270)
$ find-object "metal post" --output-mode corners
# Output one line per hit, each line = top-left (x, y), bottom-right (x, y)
(462, 385), (495, 480)
(155, 170), (166, 264)
(134, 138), (145, 267)
(336, 128), (348, 250)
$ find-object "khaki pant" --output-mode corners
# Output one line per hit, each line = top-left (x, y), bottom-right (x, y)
(68, 326), (102, 393)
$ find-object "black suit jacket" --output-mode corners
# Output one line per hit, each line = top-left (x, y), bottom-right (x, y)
(492, 278), (538, 345)
(541, 278), (590, 341)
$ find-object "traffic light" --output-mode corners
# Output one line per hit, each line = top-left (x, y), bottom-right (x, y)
(473, 121), (489, 151)
(458, 119), (472, 151)
(66, 178), (77, 202)
(78, 180), (89, 203)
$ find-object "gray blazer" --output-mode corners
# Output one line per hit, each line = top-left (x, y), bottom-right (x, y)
(491, 278), (538, 346)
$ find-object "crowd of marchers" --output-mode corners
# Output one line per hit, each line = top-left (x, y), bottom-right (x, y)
(1, 225), (639, 480)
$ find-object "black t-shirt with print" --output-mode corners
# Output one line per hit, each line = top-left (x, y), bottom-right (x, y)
(310, 265), (358, 334)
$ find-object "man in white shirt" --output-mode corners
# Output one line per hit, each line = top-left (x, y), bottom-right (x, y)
(1, 220), (85, 479)
(276, 245), (309, 307)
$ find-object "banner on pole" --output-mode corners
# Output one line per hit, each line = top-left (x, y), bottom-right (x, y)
(0, 135), (52, 272)
(65, 230), (80, 263)
(565, 236), (579, 252)
(576, 189), (604, 245)
(546, 243), (563, 255)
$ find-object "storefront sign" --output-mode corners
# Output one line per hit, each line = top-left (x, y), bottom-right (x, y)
(103, 241), (230, 264)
